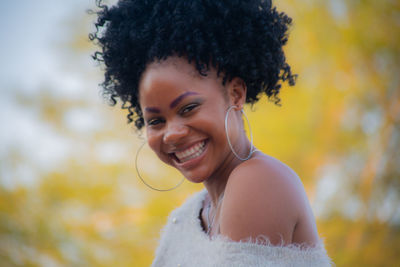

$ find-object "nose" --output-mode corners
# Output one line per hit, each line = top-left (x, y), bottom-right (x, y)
(163, 122), (189, 145)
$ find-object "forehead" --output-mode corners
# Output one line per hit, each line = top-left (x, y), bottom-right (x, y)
(146, 57), (200, 77)
(139, 60), (197, 101)
(139, 57), (218, 101)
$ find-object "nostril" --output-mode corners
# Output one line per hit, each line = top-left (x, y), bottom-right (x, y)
(163, 125), (189, 144)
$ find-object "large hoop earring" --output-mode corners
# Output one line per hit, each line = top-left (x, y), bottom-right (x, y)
(135, 141), (185, 192)
(224, 105), (255, 161)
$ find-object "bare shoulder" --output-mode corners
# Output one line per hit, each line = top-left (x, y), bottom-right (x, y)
(220, 153), (313, 245)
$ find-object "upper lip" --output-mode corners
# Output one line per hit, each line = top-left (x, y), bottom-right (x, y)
(166, 139), (207, 154)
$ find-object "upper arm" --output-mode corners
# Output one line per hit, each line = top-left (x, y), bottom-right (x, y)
(220, 158), (308, 245)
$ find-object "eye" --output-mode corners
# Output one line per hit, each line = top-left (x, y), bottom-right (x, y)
(180, 103), (199, 115)
(147, 117), (165, 126)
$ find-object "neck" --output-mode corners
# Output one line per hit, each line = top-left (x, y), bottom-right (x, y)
(203, 135), (253, 207)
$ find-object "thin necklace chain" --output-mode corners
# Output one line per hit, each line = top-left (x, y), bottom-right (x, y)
(205, 149), (259, 235)
(205, 150), (259, 235)
(206, 192), (225, 235)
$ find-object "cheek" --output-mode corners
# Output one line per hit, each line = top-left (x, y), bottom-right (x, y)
(146, 131), (161, 155)
(147, 131), (172, 164)
(198, 109), (226, 136)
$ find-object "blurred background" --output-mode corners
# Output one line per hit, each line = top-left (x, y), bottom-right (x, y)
(0, 0), (399, 266)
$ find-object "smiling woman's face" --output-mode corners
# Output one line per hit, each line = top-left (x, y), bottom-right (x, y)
(138, 57), (239, 183)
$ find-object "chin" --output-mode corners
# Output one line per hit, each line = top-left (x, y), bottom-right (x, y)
(184, 175), (207, 184)
(179, 167), (212, 184)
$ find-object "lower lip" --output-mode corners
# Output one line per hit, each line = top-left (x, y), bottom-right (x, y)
(173, 140), (208, 169)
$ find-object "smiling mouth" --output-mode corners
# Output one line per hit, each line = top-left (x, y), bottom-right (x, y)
(173, 140), (207, 163)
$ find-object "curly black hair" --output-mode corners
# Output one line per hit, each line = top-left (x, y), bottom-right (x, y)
(89, 0), (296, 129)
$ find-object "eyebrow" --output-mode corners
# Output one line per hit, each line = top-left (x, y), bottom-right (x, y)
(144, 91), (199, 114)
(144, 107), (161, 113)
(169, 91), (199, 109)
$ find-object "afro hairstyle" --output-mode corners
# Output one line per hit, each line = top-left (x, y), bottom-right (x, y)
(90, 0), (296, 129)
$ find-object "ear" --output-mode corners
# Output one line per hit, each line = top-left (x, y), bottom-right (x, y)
(227, 77), (247, 110)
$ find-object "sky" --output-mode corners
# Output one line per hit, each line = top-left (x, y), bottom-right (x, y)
(0, 0), (105, 189)
(0, 1), (91, 90)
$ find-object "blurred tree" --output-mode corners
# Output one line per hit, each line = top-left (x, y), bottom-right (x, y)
(0, 0), (399, 266)
(272, 0), (400, 265)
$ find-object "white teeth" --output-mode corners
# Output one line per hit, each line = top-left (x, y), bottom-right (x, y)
(175, 141), (206, 163)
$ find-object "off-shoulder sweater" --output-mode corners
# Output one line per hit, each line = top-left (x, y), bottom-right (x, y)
(151, 189), (332, 267)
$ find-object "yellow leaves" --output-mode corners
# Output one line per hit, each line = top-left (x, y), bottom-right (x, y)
(1, 0), (400, 266)
(319, 216), (400, 266)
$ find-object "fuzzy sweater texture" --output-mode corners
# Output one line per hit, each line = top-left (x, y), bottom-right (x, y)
(151, 189), (332, 267)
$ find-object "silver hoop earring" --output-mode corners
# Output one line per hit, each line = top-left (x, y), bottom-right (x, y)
(135, 141), (185, 192)
(224, 105), (255, 161)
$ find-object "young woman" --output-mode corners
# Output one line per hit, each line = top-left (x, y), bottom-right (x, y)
(91, 0), (332, 265)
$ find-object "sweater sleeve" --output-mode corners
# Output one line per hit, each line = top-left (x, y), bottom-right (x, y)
(151, 190), (333, 267)
(208, 236), (333, 267)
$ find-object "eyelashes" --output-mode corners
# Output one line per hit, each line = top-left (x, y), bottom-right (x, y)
(147, 118), (165, 126)
(146, 102), (202, 127)
(179, 102), (199, 115)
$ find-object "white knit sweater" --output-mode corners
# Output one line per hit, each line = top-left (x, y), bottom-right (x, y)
(151, 189), (332, 267)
